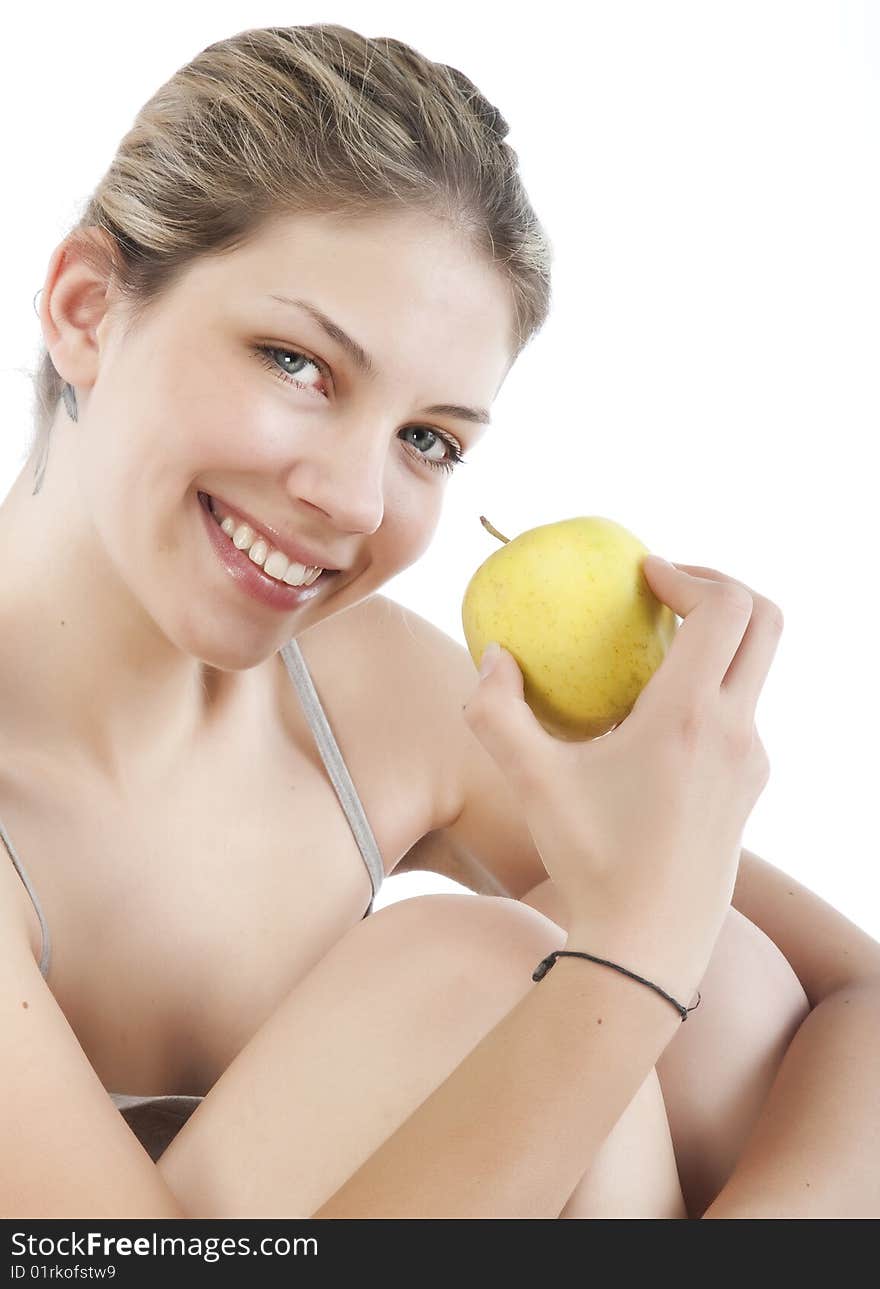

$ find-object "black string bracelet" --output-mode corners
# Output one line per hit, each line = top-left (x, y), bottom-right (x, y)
(532, 950), (701, 1022)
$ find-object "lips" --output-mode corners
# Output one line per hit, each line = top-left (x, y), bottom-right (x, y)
(197, 492), (341, 572)
(197, 489), (339, 612)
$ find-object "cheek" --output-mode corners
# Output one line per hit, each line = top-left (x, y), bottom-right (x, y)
(381, 483), (443, 566)
(185, 396), (329, 477)
(153, 342), (279, 468)
(75, 415), (149, 533)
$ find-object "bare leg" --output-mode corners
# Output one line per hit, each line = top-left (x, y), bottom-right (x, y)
(520, 877), (810, 1217)
(559, 1068), (685, 1218)
(654, 904), (809, 1214)
(157, 893), (684, 1219)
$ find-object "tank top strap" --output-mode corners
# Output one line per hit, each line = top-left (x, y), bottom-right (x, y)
(279, 637), (384, 910)
(1, 813), (51, 976)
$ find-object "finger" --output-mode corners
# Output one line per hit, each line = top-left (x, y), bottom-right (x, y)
(640, 555), (754, 703)
(463, 644), (559, 792)
(671, 564), (785, 719)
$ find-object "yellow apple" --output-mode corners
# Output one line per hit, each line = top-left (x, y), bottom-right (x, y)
(461, 515), (678, 741)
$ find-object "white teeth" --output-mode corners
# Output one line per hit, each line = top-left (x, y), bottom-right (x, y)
(264, 549), (290, 580)
(248, 538), (269, 567)
(232, 523), (255, 550)
(214, 509), (322, 586)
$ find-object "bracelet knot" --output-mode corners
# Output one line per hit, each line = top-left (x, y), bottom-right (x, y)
(532, 948), (701, 1022)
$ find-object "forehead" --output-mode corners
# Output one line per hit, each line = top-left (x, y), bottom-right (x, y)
(240, 206), (494, 276)
(186, 208), (517, 367)
(211, 208), (510, 329)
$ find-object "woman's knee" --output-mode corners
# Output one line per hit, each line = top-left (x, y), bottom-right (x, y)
(364, 892), (566, 1009)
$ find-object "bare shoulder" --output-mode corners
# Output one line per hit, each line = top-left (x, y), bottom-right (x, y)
(372, 600), (553, 897)
(322, 590), (471, 662)
(345, 596), (503, 887)
(318, 592), (477, 822)
(366, 593), (477, 694)
(282, 593), (475, 866)
(369, 590), (478, 744)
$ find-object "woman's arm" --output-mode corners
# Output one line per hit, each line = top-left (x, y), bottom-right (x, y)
(731, 849), (880, 1007)
(702, 981), (880, 1218)
(1, 931), (186, 1218)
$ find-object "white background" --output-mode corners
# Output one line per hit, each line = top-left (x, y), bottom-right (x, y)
(1, 2), (877, 938)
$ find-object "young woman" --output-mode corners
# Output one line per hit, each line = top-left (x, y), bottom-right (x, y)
(2, 23), (878, 1220)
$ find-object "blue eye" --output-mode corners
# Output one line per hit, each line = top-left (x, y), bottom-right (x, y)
(252, 344), (468, 476)
(399, 425), (467, 474)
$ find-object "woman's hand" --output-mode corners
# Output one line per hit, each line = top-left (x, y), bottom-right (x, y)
(462, 556), (784, 1003)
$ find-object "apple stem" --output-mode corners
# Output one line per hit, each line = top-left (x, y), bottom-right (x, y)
(479, 515), (511, 545)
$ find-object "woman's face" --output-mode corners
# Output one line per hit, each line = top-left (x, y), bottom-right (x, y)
(73, 208), (516, 669)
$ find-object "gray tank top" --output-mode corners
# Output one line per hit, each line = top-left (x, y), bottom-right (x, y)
(1, 636), (385, 1161)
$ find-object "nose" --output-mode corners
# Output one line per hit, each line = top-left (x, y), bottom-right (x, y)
(286, 418), (387, 535)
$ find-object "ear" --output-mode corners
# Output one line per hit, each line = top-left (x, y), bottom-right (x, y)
(38, 227), (125, 391)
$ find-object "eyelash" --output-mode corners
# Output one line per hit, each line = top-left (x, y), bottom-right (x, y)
(251, 344), (467, 476)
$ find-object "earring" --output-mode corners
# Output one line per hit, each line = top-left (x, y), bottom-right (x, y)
(32, 288), (43, 318)
(62, 383), (78, 422)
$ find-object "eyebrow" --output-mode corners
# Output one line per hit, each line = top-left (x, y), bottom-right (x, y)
(265, 293), (492, 427)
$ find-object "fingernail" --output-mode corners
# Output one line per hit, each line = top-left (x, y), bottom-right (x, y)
(645, 554), (672, 569)
(479, 641), (501, 678)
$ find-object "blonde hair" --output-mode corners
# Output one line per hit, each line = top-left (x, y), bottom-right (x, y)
(28, 22), (553, 469)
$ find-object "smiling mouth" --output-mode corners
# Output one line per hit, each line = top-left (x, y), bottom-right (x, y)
(197, 491), (337, 589)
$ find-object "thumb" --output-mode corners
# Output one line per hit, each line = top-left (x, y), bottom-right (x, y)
(463, 641), (556, 787)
